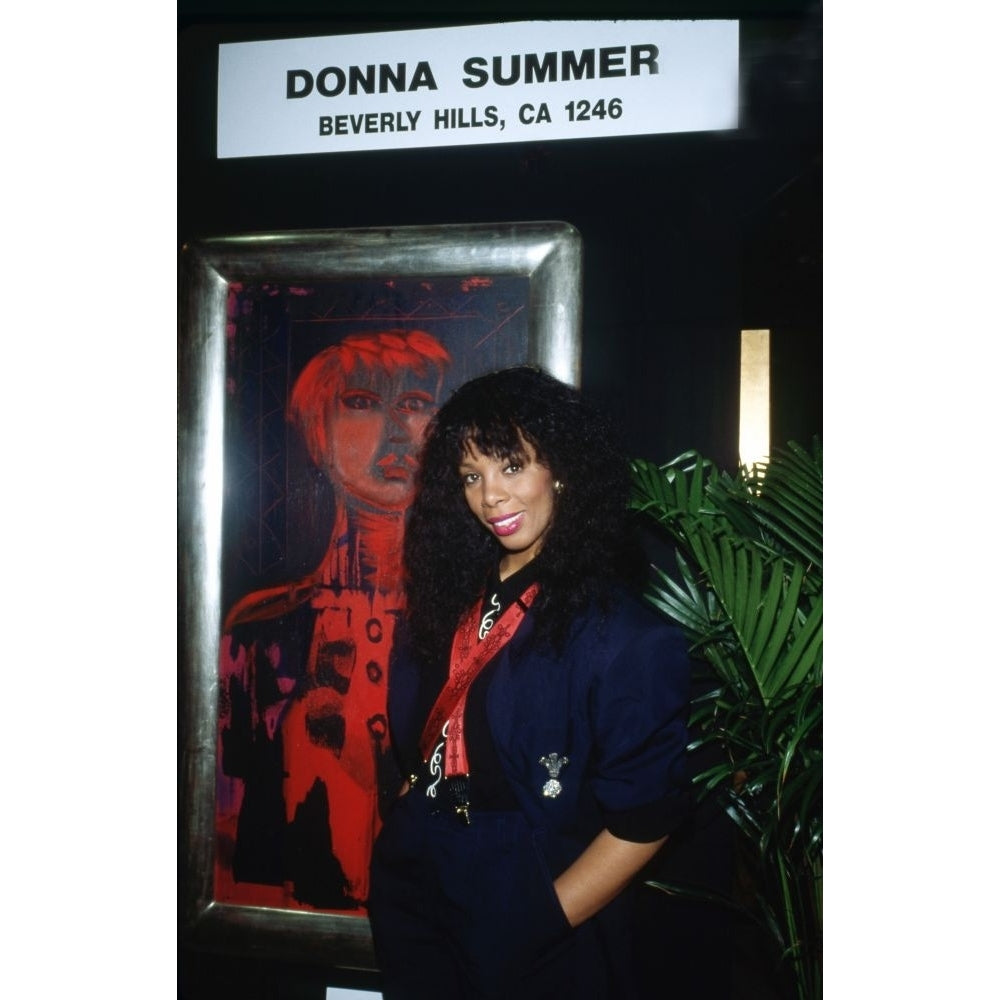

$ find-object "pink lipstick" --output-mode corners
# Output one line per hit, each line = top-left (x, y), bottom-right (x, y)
(488, 512), (524, 537)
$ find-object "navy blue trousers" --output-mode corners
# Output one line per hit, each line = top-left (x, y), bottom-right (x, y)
(368, 789), (638, 1000)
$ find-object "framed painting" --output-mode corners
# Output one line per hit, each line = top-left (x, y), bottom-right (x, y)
(178, 222), (582, 968)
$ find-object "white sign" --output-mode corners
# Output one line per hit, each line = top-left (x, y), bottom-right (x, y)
(217, 20), (739, 159)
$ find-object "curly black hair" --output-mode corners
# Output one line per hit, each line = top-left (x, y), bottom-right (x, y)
(403, 365), (644, 666)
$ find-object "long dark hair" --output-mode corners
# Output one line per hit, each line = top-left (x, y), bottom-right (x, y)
(403, 365), (642, 665)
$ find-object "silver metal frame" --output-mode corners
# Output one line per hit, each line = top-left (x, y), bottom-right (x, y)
(178, 222), (582, 967)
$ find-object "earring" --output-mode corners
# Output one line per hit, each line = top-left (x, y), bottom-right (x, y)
(554, 480), (564, 494)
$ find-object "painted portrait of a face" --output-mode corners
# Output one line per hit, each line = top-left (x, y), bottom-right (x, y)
(291, 329), (451, 512)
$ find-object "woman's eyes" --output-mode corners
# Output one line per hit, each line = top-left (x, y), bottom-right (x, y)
(460, 462), (522, 485)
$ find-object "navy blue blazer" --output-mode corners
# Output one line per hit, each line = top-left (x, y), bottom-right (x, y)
(387, 588), (692, 870)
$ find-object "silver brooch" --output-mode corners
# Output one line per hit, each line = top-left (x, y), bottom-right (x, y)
(539, 752), (569, 798)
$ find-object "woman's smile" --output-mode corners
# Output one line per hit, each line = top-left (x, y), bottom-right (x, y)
(487, 511), (526, 536)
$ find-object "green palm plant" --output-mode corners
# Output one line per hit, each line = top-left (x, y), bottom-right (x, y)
(630, 439), (822, 1000)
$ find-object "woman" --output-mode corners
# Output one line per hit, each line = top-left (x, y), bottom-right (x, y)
(368, 366), (691, 999)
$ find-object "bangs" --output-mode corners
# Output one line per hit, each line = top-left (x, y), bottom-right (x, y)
(458, 422), (536, 465)
(432, 365), (555, 469)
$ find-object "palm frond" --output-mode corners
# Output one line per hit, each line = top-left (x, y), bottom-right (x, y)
(631, 439), (823, 1000)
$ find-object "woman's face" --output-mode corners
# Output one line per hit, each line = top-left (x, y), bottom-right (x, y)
(459, 438), (556, 577)
(322, 365), (439, 511)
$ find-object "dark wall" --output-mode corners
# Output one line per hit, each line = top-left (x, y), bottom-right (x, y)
(178, 6), (820, 998)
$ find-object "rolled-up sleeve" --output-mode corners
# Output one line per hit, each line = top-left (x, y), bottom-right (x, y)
(588, 623), (692, 842)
